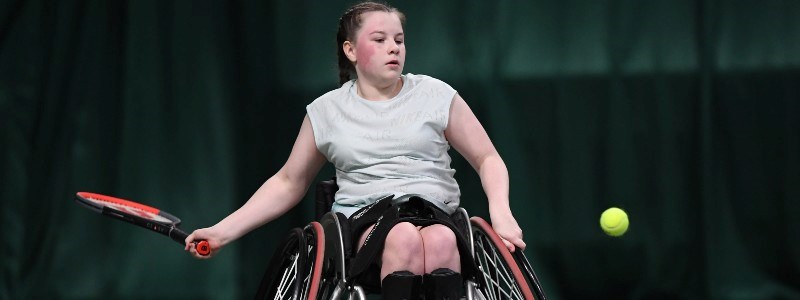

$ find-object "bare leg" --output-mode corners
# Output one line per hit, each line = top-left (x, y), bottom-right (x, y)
(356, 224), (375, 252)
(381, 222), (425, 278)
(419, 224), (460, 273)
(357, 222), (425, 279)
(357, 222), (459, 278)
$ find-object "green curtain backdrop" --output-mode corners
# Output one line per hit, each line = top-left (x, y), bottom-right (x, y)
(2, 0), (798, 299)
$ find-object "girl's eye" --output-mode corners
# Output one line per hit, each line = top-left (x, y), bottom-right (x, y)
(375, 39), (384, 43)
(396, 40), (404, 44)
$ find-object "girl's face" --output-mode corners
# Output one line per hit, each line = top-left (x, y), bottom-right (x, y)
(350, 11), (405, 83)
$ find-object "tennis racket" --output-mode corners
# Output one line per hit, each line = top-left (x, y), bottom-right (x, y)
(74, 192), (210, 256)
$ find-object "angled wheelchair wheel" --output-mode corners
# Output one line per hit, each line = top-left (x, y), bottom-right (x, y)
(317, 212), (351, 300)
(511, 250), (547, 300)
(304, 222), (325, 299)
(254, 222), (326, 300)
(470, 217), (544, 300)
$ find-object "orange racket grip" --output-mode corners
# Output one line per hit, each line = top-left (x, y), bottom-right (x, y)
(196, 240), (211, 256)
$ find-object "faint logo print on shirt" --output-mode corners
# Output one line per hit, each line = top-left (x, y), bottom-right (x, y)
(362, 129), (393, 142)
(389, 109), (446, 127)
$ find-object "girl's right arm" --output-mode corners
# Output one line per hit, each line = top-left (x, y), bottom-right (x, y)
(185, 115), (327, 258)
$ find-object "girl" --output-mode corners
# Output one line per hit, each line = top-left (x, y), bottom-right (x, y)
(186, 2), (525, 299)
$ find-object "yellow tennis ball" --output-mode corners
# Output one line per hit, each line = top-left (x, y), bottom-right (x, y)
(600, 207), (629, 237)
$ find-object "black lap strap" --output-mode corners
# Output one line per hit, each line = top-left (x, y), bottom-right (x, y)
(348, 195), (395, 244)
(346, 197), (478, 284)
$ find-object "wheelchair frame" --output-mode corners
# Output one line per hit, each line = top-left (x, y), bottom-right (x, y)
(255, 179), (547, 300)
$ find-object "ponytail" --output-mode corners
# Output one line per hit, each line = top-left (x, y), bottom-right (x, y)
(336, 19), (356, 85)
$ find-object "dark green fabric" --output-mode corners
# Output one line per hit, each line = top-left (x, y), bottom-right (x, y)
(2, 1), (798, 299)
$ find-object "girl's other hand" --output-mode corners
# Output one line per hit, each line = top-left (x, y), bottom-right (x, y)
(490, 209), (526, 252)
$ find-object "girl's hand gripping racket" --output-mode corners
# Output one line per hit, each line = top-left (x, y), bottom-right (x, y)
(74, 192), (210, 256)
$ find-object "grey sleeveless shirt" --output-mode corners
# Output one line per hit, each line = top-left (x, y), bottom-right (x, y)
(306, 74), (461, 217)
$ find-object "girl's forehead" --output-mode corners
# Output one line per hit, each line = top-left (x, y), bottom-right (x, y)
(358, 11), (403, 34)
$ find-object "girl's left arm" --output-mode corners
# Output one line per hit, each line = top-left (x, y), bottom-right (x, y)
(445, 93), (526, 252)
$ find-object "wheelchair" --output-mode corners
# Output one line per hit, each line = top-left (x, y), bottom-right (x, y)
(254, 179), (547, 300)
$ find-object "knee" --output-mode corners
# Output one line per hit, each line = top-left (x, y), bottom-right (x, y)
(422, 225), (458, 252)
(385, 222), (423, 256)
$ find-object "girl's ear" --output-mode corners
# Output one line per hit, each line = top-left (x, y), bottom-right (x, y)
(343, 41), (357, 63)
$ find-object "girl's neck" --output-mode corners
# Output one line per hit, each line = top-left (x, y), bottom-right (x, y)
(356, 76), (403, 101)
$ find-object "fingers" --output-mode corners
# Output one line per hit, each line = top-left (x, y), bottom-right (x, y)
(498, 230), (526, 252)
(184, 232), (195, 251)
(511, 237), (526, 251)
(501, 238), (516, 253)
(190, 247), (213, 259)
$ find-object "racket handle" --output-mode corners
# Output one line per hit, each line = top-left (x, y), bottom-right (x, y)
(195, 240), (210, 256)
(170, 228), (211, 256)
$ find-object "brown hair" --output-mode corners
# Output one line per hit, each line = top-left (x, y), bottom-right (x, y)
(336, 1), (405, 85)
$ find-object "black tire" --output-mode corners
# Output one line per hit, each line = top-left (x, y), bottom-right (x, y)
(254, 228), (308, 300)
(512, 250), (548, 300)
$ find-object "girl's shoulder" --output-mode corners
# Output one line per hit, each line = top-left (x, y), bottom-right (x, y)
(309, 81), (354, 107)
(404, 73), (454, 92)
(405, 73), (443, 84)
(405, 73), (455, 94)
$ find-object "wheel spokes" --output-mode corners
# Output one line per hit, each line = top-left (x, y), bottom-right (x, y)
(274, 253), (299, 300)
(474, 233), (525, 300)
